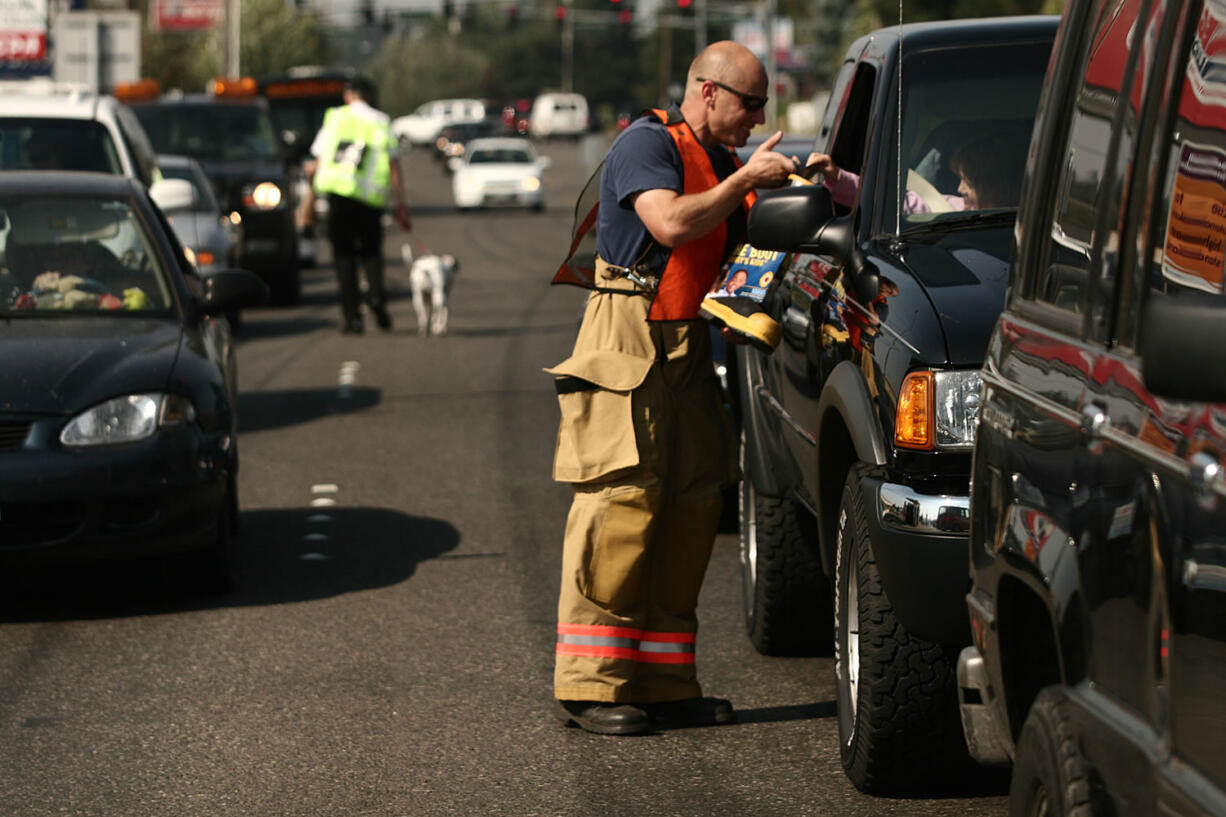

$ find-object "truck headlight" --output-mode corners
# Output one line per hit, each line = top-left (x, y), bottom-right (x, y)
(60, 393), (197, 447)
(895, 370), (982, 450)
(243, 181), (284, 210)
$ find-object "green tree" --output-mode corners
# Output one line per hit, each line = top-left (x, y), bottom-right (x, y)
(144, 0), (329, 92)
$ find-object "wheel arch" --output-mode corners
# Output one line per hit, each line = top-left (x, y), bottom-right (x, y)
(996, 573), (1069, 743)
(814, 361), (888, 578)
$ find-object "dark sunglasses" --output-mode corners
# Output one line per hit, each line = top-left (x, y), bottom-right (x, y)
(696, 76), (768, 112)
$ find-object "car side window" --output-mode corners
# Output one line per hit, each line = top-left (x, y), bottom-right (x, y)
(828, 64), (876, 210)
(1128, 0), (1226, 339)
(1031, 0), (1134, 320)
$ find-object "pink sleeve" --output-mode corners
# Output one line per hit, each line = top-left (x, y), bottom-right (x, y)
(901, 191), (970, 215)
(826, 169), (861, 207)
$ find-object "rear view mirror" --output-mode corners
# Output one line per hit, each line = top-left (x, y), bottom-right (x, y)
(1140, 295), (1226, 402)
(201, 269), (269, 314)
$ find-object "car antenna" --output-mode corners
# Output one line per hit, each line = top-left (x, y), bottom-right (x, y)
(895, 0), (904, 236)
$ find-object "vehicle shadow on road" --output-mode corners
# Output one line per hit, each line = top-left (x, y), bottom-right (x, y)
(237, 386), (381, 433)
(235, 312), (337, 339)
(227, 506), (459, 606)
(0, 507), (458, 621)
(732, 699), (836, 724)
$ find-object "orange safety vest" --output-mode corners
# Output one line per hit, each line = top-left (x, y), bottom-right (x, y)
(647, 108), (757, 320)
(552, 108), (757, 321)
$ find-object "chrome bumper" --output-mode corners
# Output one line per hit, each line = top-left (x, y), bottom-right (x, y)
(878, 482), (970, 535)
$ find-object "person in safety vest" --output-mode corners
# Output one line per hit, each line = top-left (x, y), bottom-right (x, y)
(306, 76), (410, 334)
(547, 41), (803, 735)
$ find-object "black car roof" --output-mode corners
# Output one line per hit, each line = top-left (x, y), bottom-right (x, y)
(853, 14), (1060, 60)
(0, 170), (142, 198)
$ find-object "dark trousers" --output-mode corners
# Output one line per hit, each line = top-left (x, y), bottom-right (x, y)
(326, 193), (386, 325)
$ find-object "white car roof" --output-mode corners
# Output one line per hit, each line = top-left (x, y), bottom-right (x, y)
(0, 89), (112, 119)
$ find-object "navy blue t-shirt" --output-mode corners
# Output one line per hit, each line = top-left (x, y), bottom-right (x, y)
(596, 110), (745, 275)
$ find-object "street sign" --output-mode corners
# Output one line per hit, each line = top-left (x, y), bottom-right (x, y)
(0, 0), (49, 63)
(152, 0), (223, 30)
(0, 32), (45, 61)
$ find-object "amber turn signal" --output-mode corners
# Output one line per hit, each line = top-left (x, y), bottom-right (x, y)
(895, 371), (934, 450)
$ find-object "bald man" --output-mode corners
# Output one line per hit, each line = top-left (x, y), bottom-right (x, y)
(547, 41), (800, 735)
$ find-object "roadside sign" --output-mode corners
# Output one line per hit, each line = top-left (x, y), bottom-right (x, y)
(0, 0), (49, 64)
(151, 0), (223, 30)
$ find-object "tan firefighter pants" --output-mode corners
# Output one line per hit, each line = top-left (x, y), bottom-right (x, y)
(546, 275), (738, 704)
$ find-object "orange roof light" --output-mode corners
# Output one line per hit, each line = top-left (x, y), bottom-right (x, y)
(210, 76), (258, 97)
(895, 371), (935, 450)
(114, 78), (160, 102)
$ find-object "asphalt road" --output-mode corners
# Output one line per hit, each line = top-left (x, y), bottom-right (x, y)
(0, 138), (1010, 816)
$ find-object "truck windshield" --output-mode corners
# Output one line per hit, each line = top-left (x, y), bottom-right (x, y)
(887, 41), (1052, 228)
(135, 102), (282, 162)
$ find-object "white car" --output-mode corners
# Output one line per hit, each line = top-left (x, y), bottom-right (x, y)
(449, 138), (550, 212)
(0, 81), (160, 187)
(529, 92), (589, 140)
(392, 98), (486, 147)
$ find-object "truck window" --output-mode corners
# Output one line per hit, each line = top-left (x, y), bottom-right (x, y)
(1030, 0), (1134, 321)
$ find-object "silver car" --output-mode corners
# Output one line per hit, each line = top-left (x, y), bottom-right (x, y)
(155, 154), (238, 276)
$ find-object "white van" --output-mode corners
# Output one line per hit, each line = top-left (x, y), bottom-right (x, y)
(392, 98), (486, 146)
(529, 92), (588, 140)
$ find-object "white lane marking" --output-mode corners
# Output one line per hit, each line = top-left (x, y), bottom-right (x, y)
(338, 360), (361, 398)
(311, 484), (339, 494)
(310, 497), (337, 507)
(300, 552), (332, 561)
(303, 532), (329, 542)
(307, 514), (333, 524)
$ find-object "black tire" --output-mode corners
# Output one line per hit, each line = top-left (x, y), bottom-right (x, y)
(834, 463), (968, 794)
(738, 431), (831, 656)
(1009, 688), (1095, 817)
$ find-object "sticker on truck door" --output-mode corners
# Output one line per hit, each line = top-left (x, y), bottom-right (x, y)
(1161, 140), (1226, 293)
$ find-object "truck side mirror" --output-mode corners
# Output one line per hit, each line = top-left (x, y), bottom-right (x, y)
(1140, 294), (1226, 402)
(747, 185), (879, 303)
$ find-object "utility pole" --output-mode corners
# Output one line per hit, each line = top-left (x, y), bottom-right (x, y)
(694, 0), (706, 52)
(223, 0), (240, 77)
(763, 0), (777, 130)
(561, 0), (574, 92)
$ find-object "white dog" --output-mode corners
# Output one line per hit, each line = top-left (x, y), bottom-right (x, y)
(403, 246), (459, 337)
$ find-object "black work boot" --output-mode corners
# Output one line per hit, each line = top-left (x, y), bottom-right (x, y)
(642, 697), (736, 728)
(554, 700), (651, 736)
(699, 296), (781, 354)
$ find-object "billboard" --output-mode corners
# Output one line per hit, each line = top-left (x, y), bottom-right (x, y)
(0, 0), (49, 64)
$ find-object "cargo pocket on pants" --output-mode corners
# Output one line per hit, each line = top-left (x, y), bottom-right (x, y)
(547, 351), (654, 484)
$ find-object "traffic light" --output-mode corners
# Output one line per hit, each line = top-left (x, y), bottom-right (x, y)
(554, 4), (566, 27)
(618, 7), (631, 22)
(442, 0), (454, 17)
(676, 0), (692, 10)
(507, 4), (518, 28)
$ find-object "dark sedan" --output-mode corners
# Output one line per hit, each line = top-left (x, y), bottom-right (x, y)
(0, 171), (266, 588)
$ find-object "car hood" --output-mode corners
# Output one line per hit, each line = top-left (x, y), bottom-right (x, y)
(0, 318), (182, 414)
(879, 221), (1015, 367)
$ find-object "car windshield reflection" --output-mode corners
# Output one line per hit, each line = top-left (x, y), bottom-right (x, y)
(0, 196), (173, 315)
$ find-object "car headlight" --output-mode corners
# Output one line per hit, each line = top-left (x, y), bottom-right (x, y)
(60, 393), (197, 447)
(243, 181), (284, 210)
(894, 370), (982, 450)
(520, 176), (541, 192)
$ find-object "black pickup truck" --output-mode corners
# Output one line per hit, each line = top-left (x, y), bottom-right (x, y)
(732, 16), (1057, 794)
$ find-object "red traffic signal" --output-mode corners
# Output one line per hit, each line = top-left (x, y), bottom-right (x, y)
(676, 0), (692, 7)
(618, 8), (631, 21)
(554, 4), (567, 18)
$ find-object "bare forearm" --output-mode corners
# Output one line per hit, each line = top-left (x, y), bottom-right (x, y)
(635, 169), (758, 247)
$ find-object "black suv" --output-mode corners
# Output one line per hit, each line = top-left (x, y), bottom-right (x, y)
(132, 91), (302, 305)
(958, 0), (1226, 813)
(733, 16), (1057, 793)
